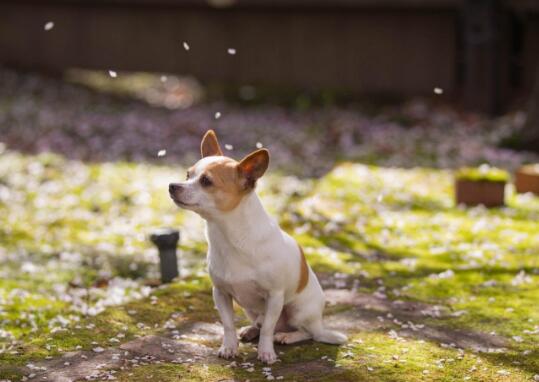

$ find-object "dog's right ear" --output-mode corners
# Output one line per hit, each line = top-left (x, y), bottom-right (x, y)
(201, 130), (223, 158)
(237, 149), (270, 189)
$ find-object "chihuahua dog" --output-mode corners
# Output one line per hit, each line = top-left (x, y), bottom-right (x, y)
(169, 130), (347, 364)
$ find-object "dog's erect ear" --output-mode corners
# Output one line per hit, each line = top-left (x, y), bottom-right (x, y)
(237, 149), (269, 188)
(201, 130), (223, 158)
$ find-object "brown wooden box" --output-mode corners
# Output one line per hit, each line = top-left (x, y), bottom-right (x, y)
(515, 166), (539, 195)
(455, 179), (506, 207)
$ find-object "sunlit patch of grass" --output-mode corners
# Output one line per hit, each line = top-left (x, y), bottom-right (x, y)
(332, 332), (533, 382)
(1, 152), (539, 380)
(285, 163), (538, 380)
(0, 149), (303, 376)
(110, 332), (533, 382)
(113, 363), (242, 382)
(0, 276), (216, 369)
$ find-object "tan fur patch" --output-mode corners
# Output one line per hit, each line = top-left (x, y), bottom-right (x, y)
(203, 157), (247, 212)
(296, 245), (309, 293)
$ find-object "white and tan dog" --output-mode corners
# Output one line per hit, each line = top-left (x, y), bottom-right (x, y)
(169, 130), (347, 364)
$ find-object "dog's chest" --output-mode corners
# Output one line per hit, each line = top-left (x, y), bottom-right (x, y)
(208, 247), (268, 311)
(214, 274), (266, 311)
(210, 266), (267, 312)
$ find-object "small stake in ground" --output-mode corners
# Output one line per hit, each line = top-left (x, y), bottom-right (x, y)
(150, 228), (180, 283)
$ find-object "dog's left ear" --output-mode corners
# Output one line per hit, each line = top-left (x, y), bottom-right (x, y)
(237, 149), (269, 189)
(201, 130), (223, 157)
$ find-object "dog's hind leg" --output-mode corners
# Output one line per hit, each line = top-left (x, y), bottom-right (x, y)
(239, 309), (261, 342)
(239, 325), (260, 342)
(274, 330), (311, 344)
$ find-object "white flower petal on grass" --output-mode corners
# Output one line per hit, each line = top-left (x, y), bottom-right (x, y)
(44, 21), (54, 31)
(108, 70), (117, 78)
(434, 87), (443, 95)
(227, 48), (236, 55)
(183, 42), (190, 51)
(429, 269), (454, 280)
(224, 144), (233, 151)
(214, 112), (221, 119)
(511, 270), (532, 286)
(157, 149), (167, 157)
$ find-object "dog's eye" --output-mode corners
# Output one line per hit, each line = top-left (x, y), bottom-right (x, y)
(200, 175), (213, 187)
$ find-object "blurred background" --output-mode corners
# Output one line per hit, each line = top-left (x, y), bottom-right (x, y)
(1, 1), (539, 381)
(1, 0), (539, 174)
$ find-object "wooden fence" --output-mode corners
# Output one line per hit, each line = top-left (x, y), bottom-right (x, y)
(0, 0), (537, 113)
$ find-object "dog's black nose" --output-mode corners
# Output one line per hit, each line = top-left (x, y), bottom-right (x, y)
(169, 183), (181, 193)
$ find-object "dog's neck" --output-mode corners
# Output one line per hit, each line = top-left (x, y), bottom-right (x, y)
(205, 190), (277, 253)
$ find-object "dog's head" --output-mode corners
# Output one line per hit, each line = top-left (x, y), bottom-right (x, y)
(169, 130), (269, 217)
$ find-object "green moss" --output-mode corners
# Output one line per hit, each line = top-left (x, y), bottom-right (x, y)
(0, 277), (217, 368)
(455, 165), (509, 183)
(1, 154), (539, 381)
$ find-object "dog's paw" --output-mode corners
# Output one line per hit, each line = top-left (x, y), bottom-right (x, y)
(257, 349), (277, 364)
(218, 344), (238, 359)
(239, 325), (260, 342)
(273, 332), (291, 344)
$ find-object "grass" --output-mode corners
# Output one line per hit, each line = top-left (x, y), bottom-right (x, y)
(455, 165), (510, 183)
(0, 150), (538, 381)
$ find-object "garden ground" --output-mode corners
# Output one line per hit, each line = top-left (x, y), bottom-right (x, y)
(0, 69), (538, 381)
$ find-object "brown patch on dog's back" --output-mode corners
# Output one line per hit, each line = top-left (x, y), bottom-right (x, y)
(296, 245), (309, 293)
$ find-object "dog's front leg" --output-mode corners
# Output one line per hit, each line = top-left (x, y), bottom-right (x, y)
(258, 290), (284, 364)
(213, 286), (238, 359)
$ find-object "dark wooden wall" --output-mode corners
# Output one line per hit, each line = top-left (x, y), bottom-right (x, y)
(0, 1), (537, 113)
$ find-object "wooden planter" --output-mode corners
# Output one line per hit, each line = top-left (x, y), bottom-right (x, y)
(515, 165), (539, 195)
(455, 179), (506, 207)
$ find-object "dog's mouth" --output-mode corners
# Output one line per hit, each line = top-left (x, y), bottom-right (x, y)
(170, 194), (198, 208)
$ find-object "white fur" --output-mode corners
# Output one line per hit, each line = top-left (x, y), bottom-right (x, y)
(174, 156), (347, 364)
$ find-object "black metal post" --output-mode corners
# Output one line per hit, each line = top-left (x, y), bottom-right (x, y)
(150, 228), (180, 283)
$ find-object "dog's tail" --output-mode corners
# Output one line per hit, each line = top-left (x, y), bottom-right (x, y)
(306, 321), (348, 345)
(313, 328), (348, 345)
